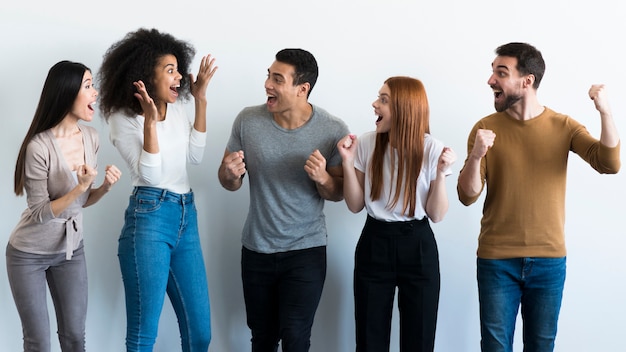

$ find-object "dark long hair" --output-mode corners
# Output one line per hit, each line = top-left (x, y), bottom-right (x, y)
(14, 61), (90, 196)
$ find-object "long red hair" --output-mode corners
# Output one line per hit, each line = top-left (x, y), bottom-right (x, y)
(370, 76), (430, 217)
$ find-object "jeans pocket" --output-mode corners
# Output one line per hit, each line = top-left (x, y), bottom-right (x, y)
(133, 197), (162, 213)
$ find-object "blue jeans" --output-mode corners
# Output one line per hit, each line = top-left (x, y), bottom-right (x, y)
(6, 243), (87, 352)
(118, 187), (211, 352)
(477, 257), (566, 352)
(241, 246), (326, 352)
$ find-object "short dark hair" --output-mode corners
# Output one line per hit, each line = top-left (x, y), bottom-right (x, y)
(14, 60), (90, 195)
(495, 42), (545, 89)
(97, 28), (196, 120)
(275, 48), (318, 97)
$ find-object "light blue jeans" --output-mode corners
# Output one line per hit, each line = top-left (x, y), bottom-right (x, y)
(477, 257), (566, 352)
(118, 187), (211, 352)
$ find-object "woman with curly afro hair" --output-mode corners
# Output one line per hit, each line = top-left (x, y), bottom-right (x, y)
(97, 28), (217, 352)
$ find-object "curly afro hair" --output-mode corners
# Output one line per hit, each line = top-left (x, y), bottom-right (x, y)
(97, 28), (196, 120)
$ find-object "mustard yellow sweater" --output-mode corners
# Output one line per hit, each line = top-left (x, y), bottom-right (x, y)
(458, 107), (620, 259)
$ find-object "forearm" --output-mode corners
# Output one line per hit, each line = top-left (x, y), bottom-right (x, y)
(51, 185), (89, 216)
(143, 122), (159, 154)
(83, 184), (110, 208)
(315, 171), (344, 202)
(218, 164), (243, 191)
(342, 163), (364, 213)
(457, 156), (483, 199)
(599, 111), (620, 148)
(193, 98), (207, 133)
(425, 173), (449, 223)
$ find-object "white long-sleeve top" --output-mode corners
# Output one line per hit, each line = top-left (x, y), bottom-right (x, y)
(108, 101), (206, 194)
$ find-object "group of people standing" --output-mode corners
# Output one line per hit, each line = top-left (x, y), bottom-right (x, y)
(6, 27), (620, 352)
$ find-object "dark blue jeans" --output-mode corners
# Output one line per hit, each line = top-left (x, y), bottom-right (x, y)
(477, 257), (566, 352)
(354, 215), (440, 352)
(241, 246), (326, 352)
(118, 187), (211, 352)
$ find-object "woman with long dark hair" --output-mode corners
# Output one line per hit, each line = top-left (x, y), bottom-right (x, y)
(7, 60), (121, 352)
(338, 76), (456, 351)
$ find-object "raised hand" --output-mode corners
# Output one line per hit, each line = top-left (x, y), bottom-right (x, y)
(102, 165), (122, 191)
(222, 150), (246, 180)
(588, 84), (610, 115)
(438, 147), (457, 173)
(337, 134), (357, 162)
(304, 150), (328, 184)
(76, 164), (97, 192)
(133, 80), (159, 123)
(190, 54), (218, 101)
(471, 129), (496, 160)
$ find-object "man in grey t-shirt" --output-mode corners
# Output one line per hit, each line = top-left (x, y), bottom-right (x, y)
(218, 48), (349, 352)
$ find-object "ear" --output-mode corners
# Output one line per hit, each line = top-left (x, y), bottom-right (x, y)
(297, 82), (310, 97)
(523, 74), (536, 89)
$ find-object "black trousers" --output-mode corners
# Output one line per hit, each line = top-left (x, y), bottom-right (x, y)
(242, 246), (326, 352)
(354, 215), (440, 352)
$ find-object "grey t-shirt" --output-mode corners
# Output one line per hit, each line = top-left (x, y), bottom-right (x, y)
(227, 104), (349, 253)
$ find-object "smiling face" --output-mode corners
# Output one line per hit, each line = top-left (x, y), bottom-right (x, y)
(68, 70), (98, 122)
(488, 56), (526, 112)
(264, 60), (308, 114)
(372, 83), (392, 133)
(152, 54), (182, 106)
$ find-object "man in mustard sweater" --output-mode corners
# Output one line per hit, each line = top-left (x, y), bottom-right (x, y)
(457, 42), (620, 352)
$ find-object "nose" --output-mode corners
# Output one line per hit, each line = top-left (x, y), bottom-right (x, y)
(487, 74), (496, 86)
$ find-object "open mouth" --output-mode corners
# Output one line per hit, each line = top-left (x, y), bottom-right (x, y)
(170, 85), (180, 96)
(491, 86), (503, 100)
(375, 115), (383, 123)
(88, 102), (95, 111)
(266, 93), (277, 105)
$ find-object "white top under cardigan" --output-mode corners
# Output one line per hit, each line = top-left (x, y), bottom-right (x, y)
(354, 131), (451, 222)
(108, 101), (206, 194)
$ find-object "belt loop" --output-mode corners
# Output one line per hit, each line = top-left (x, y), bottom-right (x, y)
(132, 186), (138, 196)
(160, 188), (168, 201)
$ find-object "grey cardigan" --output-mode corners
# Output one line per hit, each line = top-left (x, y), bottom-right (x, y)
(9, 125), (98, 259)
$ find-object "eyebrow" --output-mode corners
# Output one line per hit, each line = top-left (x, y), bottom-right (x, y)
(492, 63), (511, 71)
(267, 69), (285, 79)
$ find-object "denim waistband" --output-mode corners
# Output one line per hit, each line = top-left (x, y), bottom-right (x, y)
(132, 186), (194, 204)
(365, 214), (429, 231)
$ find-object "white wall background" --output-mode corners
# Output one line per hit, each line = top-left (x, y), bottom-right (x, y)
(1, 1), (624, 351)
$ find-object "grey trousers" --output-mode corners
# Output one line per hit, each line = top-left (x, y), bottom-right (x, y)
(6, 243), (87, 352)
